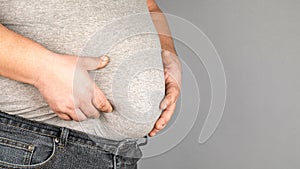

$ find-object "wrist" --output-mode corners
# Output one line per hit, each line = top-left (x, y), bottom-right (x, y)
(31, 51), (58, 88)
(162, 47), (177, 56)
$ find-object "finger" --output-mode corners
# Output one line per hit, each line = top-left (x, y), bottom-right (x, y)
(78, 55), (110, 70)
(166, 72), (182, 91)
(80, 101), (100, 118)
(165, 71), (181, 95)
(92, 83), (113, 113)
(148, 103), (176, 136)
(160, 86), (179, 110)
(149, 128), (160, 137)
(155, 103), (176, 130)
(56, 113), (72, 121)
(68, 108), (87, 122)
(161, 51), (182, 89)
(160, 75), (180, 110)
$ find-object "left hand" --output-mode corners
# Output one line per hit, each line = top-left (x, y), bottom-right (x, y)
(149, 50), (182, 137)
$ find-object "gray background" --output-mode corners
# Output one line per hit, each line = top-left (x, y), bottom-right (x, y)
(140, 0), (300, 169)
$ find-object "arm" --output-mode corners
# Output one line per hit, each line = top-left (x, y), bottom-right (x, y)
(147, 0), (182, 136)
(0, 24), (112, 121)
(147, 0), (177, 54)
(0, 24), (53, 85)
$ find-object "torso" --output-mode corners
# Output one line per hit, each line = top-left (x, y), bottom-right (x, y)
(0, 0), (165, 140)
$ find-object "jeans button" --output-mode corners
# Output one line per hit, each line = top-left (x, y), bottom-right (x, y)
(54, 138), (59, 143)
(28, 145), (35, 152)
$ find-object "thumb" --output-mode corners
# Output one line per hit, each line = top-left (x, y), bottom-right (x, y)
(79, 55), (110, 70)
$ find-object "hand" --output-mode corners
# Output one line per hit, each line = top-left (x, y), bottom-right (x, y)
(34, 53), (113, 121)
(149, 50), (182, 136)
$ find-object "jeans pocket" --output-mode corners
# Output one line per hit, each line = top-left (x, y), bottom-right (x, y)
(0, 137), (56, 169)
(0, 136), (35, 166)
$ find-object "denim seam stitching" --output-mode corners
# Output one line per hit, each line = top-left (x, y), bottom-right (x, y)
(0, 138), (56, 168)
(67, 141), (113, 164)
(23, 151), (30, 165)
(0, 122), (56, 138)
(67, 139), (110, 151)
(67, 141), (137, 167)
(68, 139), (136, 149)
(67, 139), (135, 154)
(0, 137), (33, 152)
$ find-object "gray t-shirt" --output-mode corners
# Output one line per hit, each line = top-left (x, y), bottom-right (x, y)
(0, 0), (165, 140)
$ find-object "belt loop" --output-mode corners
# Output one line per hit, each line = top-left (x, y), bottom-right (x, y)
(138, 135), (148, 147)
(112, 136), (146, 169)
(56, 127), (69, 148)
(113, 138), (137, 169)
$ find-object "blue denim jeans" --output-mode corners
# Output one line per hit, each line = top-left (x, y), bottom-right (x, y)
(0, 111), (146, 169)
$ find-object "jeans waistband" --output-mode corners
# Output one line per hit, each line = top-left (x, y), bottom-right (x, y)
(0, 111), (146, 159)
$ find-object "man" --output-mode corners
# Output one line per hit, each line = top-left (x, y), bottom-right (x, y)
(0, 0), (181, 168)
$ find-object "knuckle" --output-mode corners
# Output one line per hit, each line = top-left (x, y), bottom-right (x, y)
(74, 116), (86, 122)
(79, 117), (87, 122)
(87, 111), (99, 118)
(68, 109), (77, 116)
(167, 88), (177, 97)
(155, 119), (166, 130)
(171, 83), (180, 90)
(156, 125), (162, 130)
(174, 85), (181, 93)
(97, 100), (107, 110)
(164, 118), (170, 124)
(162, 50), (171, 56)
(155, 125), (161, 130)
(166, 95), (174, 102)
(57, 102), (74, 113)
(56, 113), (63, 118)
(155, 122), (161, 129)
(59, 115), (71, 121)
(162, 116), (169, 124)
(169, 83), (180, 91)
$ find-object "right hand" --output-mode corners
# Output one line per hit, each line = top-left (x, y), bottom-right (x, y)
(34, 53), (113, 121)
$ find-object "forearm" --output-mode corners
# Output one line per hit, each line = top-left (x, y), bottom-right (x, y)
(147, 0), (177, 54)
(0, 24), (54, 85)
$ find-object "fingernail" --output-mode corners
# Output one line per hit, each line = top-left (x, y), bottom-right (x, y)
(163, 104), (167, 110)
(107, 99), (114, 112)
(107, 105), (113, 113)
(100, 55), (110, 62)
(160, 103), (167, 110)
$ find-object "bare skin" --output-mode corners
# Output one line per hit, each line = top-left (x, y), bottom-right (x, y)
(0, 0), (181, 136)
(147, 0), (182, 136)
(0, 25), (113, 122)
